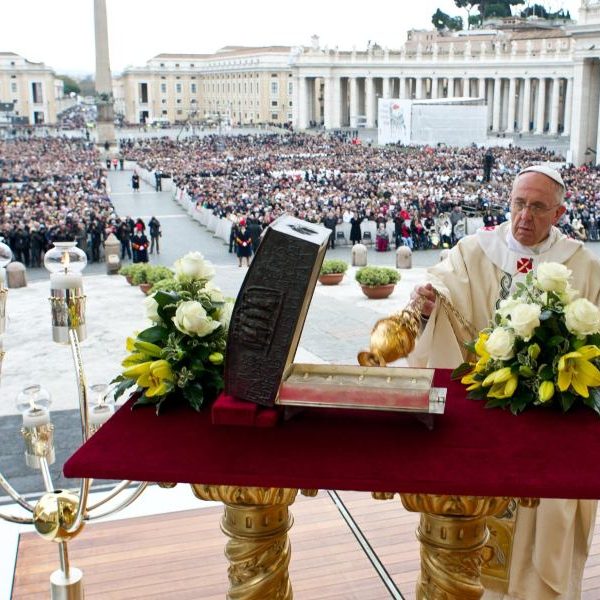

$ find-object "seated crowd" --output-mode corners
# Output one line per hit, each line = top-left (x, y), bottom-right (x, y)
(121, 133), (600, 249)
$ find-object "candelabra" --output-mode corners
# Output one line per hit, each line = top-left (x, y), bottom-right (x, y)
(0, 241), (148, 600)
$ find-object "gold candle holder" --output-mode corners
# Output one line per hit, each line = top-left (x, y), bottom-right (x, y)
(50, 289), (87, 344)
(21, 423), (56, 469)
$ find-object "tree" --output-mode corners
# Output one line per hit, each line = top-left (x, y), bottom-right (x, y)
(58, 75), (81, 95)
(432, 8), (464, 31)
(521, 4), (549, 18)
(454, 0), (478, 29)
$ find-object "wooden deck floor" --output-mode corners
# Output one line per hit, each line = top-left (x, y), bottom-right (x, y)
(11, 490), (600, 599)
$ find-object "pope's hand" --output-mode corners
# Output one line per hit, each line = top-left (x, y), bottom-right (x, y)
(411, 283), (436, 317)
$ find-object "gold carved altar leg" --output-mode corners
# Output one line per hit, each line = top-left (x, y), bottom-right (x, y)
(191, 485), (300, 600)
(393, 494), (511, 600)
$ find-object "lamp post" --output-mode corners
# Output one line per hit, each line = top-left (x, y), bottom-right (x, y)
(0, 240), (147, 599)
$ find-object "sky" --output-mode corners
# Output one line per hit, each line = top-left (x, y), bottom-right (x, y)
(2, 0), (581, 75)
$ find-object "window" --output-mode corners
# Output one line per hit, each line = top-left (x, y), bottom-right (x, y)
(162, 109), (168, 115)
(271, 113), (279, 120)
(11, 82), (17, 93)
(177, 109), (182, 115)
(190, 64), (195, 68)
(288, 81), (293, 95)
(139, 83), (148, 103)
(176, 83), (182, 94)
(191, 99), (197, 104)
(160, 63), (165, 67)
(161, 99), (167, 104)
(175, 63), (180, 68)
(271, 100), (278, 107)
(289, 101), (293, 107)
(271, 81), (279, 95)
(160, 83), (167, 93)
(176, 98), (182, 104)
(31, 82), (43, 103)
(191, 83), (197, 93)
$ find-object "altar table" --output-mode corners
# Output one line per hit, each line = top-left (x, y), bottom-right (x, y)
(64, 370), (600, 599)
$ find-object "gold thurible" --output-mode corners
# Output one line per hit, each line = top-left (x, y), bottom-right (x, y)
(358, 297), (424, 367)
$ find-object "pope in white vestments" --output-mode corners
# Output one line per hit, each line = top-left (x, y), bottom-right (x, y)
(409, 165), (600, 600)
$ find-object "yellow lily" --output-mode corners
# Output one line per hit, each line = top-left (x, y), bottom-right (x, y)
(133, 340), (162, 358)
(538, 381), (555, 403)
(122, 361), (153, 379)
(481, 367), (518, 399)
(136, 359), (174, 397)
(121, 352), (150, 368)
(461, 369), (481, 391)
(126, 336), (136, 352)
(482, 367), (513, 388)
(208, 352), (224, 365)
(557, 345), (600, 398)
(474, 332), (491, 372)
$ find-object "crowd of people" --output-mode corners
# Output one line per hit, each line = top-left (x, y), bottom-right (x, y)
(0, 137), (163, 266)
(121, 133), (600, 250)
(2, 131), (600, 269)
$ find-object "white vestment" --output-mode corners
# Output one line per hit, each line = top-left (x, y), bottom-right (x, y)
(408, 222), (600, 600)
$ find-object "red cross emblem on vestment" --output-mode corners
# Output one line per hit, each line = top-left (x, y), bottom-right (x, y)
(517, 258), (533, 273)
(483, 226), (496, 231)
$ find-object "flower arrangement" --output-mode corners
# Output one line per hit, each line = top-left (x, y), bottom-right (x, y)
(452, 262), (600, 415)
(113, 252), (234, 413)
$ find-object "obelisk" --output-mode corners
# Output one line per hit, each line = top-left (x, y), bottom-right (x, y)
(93, 0), (116, 150)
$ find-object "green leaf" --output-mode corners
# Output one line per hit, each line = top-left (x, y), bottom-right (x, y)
(138, 326), (169, 344)
(183, 383), (205, 411)
(586, 388), (600, 416)
(538, 365), (554, 380)
(467, 388), (487, 400)
(113, 379), (136, 401)
(588, 334), (600, 347)
(451, 363), (473, 380)
(560, 392), (576, 412)
(132, 393), (158, 409)
(153, 290), (180, 308)
(485, 397), (508, 409)
(548, 335), (565, 347)
(572, 337), (586, 350)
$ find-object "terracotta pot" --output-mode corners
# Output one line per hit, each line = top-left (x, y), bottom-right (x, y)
(125, 275), (133, 285)
(318, 273), (344, 286)
(360, 284), (395, 299)
(139, 283), (153, 295)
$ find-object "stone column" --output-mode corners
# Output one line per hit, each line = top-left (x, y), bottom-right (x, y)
(507, 78), (517, 133)
(382, 77), (391, 99)
(332, 76), (341, 128)
(94, 0), (115, 148)
(534, 77), (546, 135)
(570, 62), (589, 164)
(349, 77), (358, 128)
(447, 78), (454, 98)
(415, 78), (423, 99)
(399, 77), (406, 99)
(365, 77), (375, 128)
(431, 77), (438, 99)
(492, 77), (502, 132)
(549, 77), (561, 135)
(296, 76), (309, 130)
(478, 77), (486, 99)
(563, 77), (573, 137)
(521, 77), (531, 133)
(323, 76), (333, 129)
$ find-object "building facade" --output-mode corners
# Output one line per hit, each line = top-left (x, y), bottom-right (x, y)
(0, 52), (62, 125)
(290, 2), (600, 165)
(116, 46), (294, 126)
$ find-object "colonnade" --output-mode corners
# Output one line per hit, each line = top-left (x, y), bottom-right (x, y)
(295, 74), (572, 137)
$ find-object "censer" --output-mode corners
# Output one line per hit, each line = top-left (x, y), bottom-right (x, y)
(358, 288), (477, 367)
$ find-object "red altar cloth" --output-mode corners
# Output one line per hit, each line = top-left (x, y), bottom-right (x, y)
(64, 370), (600, 499)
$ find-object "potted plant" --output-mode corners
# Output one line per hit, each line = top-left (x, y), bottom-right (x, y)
(145, 266), (175, 295)
(355, 266), (400, 299)
(318, 259), (348, 285)
(118, 264), (136, 285)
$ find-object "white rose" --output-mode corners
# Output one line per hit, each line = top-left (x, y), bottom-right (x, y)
(173, 301), (221, 337)
(205, 281), (225, 303)
(507, 303), (541, 341)
(496, 296), (521, 320)
(143, 294), (161, 323)
(485, 327), (515, 361)
(564, 299), (600, 337)
(173, 251), (215, 281)
(217, 300), (235, 330)
(536, 262), (571, 293)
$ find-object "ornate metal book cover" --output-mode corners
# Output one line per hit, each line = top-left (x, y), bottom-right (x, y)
(224, 216), (331, 406)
